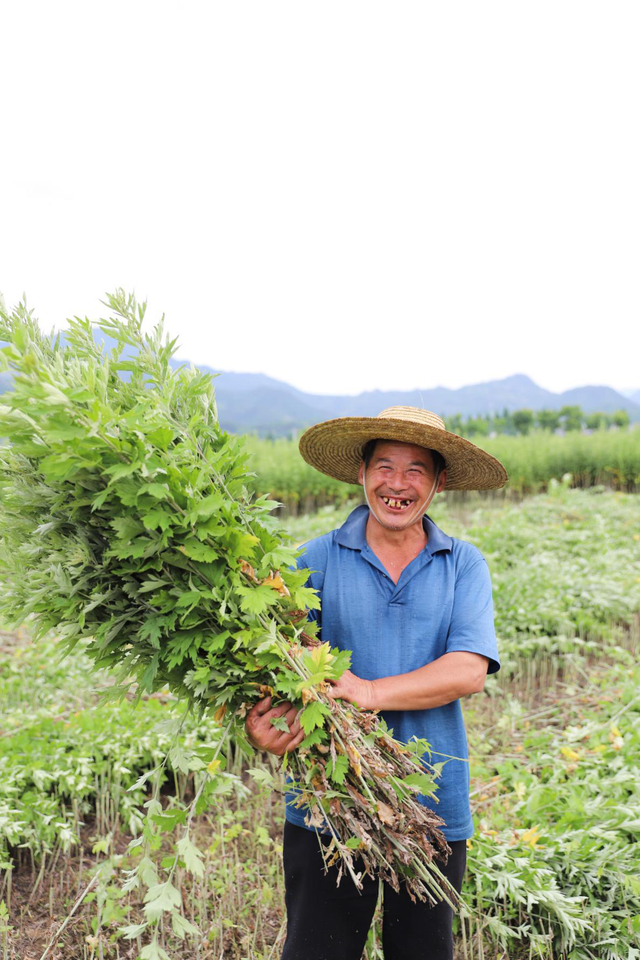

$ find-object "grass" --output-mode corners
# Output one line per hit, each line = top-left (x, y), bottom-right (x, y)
(1, 487), (639, 959)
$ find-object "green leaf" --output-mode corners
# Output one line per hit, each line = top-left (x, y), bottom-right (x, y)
(151, 809), (187, 832)
(138, 578), (171, 594)
(180, 539), (219, 562)
(300, 700), (332, 735)
(176, 836), (205, 877)
(171, 911), (200, 939)
(236, 584), (280, 616)
(142, 509), (172, 532)
(402, 772), (437, 796)
(188, 491), (225, 521)
(143, 881), (182, 921)
(104, 461), (139, 483)
(329, 754), (349, 785)
(138, 482), (170, 500)
(111, 516), (144, 540)
(297, 727), (327, 751)
(148, 425), (176, 450)
(138, 617), (163, 648)
(270, 715), (291, 733)
(120, 921), (148, 940)
(247, 768), (275, 787)
(140, 939), (171, 960)
(176, 590), (202, 608)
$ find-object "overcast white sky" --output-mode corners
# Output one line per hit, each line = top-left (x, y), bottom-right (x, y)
(1, 2), (638, 397)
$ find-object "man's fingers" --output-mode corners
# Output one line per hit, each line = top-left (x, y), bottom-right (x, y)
(286, 728), (307, 752)
(253, 696), (273, 716)
(288, 717), (302, 737)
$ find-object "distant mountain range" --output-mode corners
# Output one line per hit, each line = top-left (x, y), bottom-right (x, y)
(1, 337), (638, 436)
(197, 369), (639, 435)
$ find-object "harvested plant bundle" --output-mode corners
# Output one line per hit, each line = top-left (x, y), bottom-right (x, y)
(0, 292), (456, 908)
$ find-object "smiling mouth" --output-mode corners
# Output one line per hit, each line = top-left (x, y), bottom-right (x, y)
(380, 496), (413, 511)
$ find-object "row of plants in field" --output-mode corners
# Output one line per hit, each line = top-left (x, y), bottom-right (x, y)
(460, 656), (640, 960)
(2, 642), (637, 960)
(244, 428), (640, 510)
(0, 630), (230, 876)
(289, 484), (640, 669)
(2, 487), (638, 958)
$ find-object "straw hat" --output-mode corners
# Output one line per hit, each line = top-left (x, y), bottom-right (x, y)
(298, 406), (508, 491)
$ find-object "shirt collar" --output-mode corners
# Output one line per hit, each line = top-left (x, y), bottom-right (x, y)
(335, 503), (453, 555)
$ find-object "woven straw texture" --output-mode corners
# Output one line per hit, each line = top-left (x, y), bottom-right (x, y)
(298, 406), (508, 491)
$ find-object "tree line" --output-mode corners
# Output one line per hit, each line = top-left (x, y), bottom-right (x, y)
(444, 405), (631, 437)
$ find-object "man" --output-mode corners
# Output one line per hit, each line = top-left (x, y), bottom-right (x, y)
(247, 406), (508, 960)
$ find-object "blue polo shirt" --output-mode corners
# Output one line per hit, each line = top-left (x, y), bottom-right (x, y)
(286, 504), (500, 841)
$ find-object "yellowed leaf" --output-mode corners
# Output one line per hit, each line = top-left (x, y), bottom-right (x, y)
(376, 801), (395, 826)
(262, 571), (291, 596)
(346, 744), (362, 778)
(239, 559), (257, 581)
(520, 824), (543, 848)
(309, 642), (333, 666)
(213, 704), (227, 723)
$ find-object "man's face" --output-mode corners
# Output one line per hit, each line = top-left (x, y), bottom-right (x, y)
(358, 440), (447, 532)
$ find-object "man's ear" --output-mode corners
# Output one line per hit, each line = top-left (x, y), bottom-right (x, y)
(357, 462), (365, 485)
(436, 469), (447, 494)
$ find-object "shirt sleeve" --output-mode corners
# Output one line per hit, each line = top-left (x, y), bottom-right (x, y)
(445, 557), (500, 674)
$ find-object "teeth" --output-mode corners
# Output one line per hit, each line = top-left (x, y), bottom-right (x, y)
(381, 497), (411, 509)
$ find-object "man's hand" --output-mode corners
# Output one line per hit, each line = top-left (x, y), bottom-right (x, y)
(328, 669), (376, 710)
(329, 652), (489, 713)
(245, 695), (306, 756)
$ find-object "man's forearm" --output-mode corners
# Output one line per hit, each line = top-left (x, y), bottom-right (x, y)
(335, 651), (488, 712)
(370, 652), (488, 711)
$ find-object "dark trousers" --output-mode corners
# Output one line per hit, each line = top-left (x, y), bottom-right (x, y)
(281, 821), (466, 960)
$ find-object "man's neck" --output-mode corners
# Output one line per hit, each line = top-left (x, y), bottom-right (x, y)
(364, 511), (428, 553)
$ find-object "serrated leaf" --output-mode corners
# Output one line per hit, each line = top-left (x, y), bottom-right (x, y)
(138, 578), (171, 594)
(181, 539), (219, 562)
(297, 727), (327, 751)
(143, 881), (182, 921)
(236, 584), (280, 615)
(176, 590), (202, 607)
(171, 911), (200, 939)
(188, 492), (225, 521)
(120, 921), (148, 940)
(142, 509), (172, 532)
(270, 715), (291, 733)
(300, 700), (332, 735)
(176, 836), (205, 877)
(138, 482), (170, 500)
(329, 754), (349, 785)
(247, 768), (275, 787)
(140, 939), (171, 960)
(402, 772), (437, 796)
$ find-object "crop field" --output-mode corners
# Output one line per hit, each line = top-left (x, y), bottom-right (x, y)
(1, 483), (639, 960)
(245, 430), (640, 511)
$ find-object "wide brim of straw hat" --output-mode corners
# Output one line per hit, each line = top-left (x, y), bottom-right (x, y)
(299, 406), (509, 491)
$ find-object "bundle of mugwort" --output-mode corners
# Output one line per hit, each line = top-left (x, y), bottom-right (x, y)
(0, 291), (456, 906)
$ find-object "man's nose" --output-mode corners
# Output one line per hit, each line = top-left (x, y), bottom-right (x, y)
(387, 471), (409, 491)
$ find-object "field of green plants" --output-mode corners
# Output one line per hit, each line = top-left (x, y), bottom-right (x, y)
(2, 481), (639, 959)
(245, 429), (640, 510)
